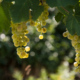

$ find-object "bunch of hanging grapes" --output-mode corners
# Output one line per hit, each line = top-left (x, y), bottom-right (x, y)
(11, 0), (49, 59)
(11, 22), (30, 58)
(63, 30), (80, 72)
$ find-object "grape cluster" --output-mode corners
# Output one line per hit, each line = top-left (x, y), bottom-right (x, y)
(38, 0), (49, 39)
(11, 22), (30, 59)
(29, 0), (49, 40)
(63, 30), (80, 72)
(11, 0), (49, 59)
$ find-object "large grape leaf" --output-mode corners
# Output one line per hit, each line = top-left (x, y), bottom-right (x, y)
(0, 1), (11, 32)
(75, 3), (80, 16)
(6, 0), (44, 23)
(55, 12), (63, 22)
(46, 0), (78, 7)
(57, 6), (74, 16)
(66, 14), (80, 35)
(57, 7), (69, 16)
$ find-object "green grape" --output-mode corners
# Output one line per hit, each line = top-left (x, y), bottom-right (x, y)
(24, 36), (30, 43)
(73, 35), (79, 41)
(76, 53), (80, 57)
(42, 21), (46, 26)
(67, 34), (74, 40)
(63, 32), (67, 37)
(42, 28), (47, 33)
(75, 68), (79, 72)
(17, 47), (22, 52)
(75, 43), (80, 49)
(74, 43), (79, 49)
(17, 24), (22, 32)
(74, 62), (78, 67)
(75, 49), (80, 53)
(43, 11), (49, 16)
(38, 16), (43, 21)
(22, 22), (27, 29)
(14, 42), (19, 47)
(77, 37), (80, 43)
(23, 54), (29, 58)
(34, 22), (39, 27)
(30, 20), (35, 26)
(75, 66), (80, 72)
(41, 17), (46, 21)
(25, 46), (30, 52)
(17, 52), (21, 56)
(37, 27), (42, 32)
(71, 40), (77, 47)
(37, 24), (41, 29)
(19, 51), (26, 58)
(17, 37), (22, 41)
(24, 30), (29, 34)
(39, 34), (44, 39)
(75, 57), (80, 63)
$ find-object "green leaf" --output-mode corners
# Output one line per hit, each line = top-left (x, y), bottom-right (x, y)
(55, 12), (63, 22)
(0, 1), (11, 32)
(63, 16), (68, 25)
(57, 6), (74, 16)
(75, 3), (80, 15)
(66, 14), (80, 35)
(57, 7), (69, 15)
(6, 0), (44, 23)
(46, 0), (78, 7)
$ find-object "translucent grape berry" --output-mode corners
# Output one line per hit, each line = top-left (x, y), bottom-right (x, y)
(39, 34), (43, 39)
(25, 46), (30, 52)
(74, 62), (78, 67)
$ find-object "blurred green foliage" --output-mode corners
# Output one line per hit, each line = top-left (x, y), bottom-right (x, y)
(12, 61), (75, 80)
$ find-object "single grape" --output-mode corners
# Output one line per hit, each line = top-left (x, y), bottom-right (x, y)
(76, 53), (80, 57)
(30, 20), (35, 26)
(73, 35), (79, 40)
(20, 51), (26, 58)
(75, 49), (80, 53)
(37, 27), (42, 32)
(74, 62), (78, 67)
(42, 28), (47, 33)
(42, 21), (46, 26)
(67, 34), (74, 40)
(63, 31), (69, 37)
(75, 57), (79, 62)
(23, 54), (29, 58)
(39, 35), (43, 39)
(25, 46), (30, 52)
